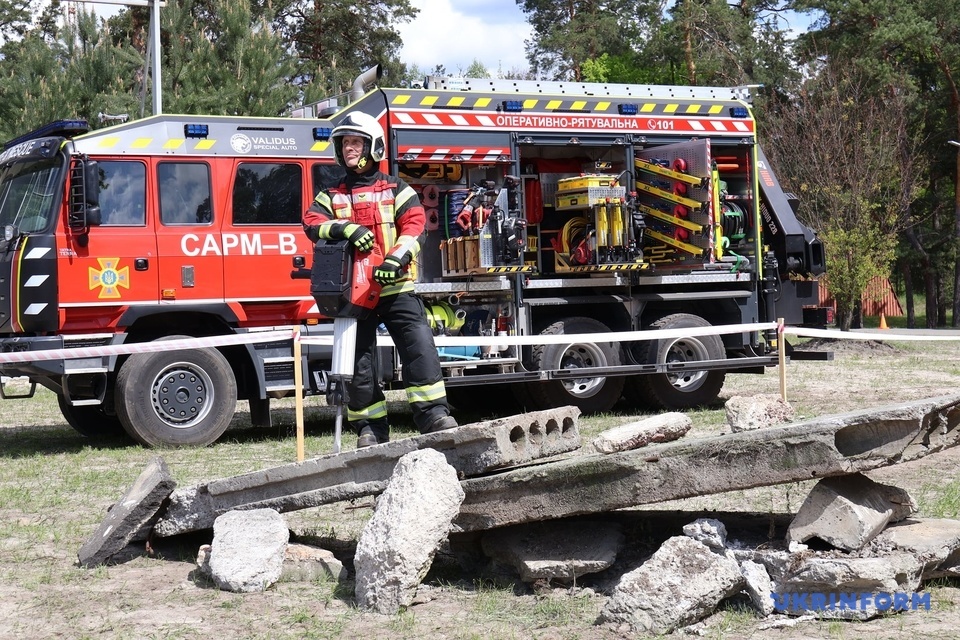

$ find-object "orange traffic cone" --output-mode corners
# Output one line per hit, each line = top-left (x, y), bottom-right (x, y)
(879, 313), (889, 330)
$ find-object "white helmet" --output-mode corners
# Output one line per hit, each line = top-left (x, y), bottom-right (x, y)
(331, 111), (385, 169)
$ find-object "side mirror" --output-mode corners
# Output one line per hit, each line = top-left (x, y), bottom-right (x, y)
(69, 158), (101, 231)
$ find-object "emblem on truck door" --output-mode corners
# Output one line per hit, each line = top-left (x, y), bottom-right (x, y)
(89, 258), (130, 299)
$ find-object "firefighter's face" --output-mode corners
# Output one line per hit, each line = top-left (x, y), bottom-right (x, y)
(340, 135), (368, 171)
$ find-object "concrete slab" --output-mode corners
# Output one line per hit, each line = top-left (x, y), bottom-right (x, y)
(78, 456), (176, 568)
(154, 406), (580, 538)
(787, 474), (916, 550)
(454, 395), (960, 532)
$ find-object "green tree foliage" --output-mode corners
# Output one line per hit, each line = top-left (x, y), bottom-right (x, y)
(0, 8), (143, 140)
(760, 66), (925, 329)
(158, 0), (297, 116)
(792, 0), (960, 326)
(518, 0), (655, 81)
(271, 0), (416, 103)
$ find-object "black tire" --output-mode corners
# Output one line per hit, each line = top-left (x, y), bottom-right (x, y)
(115, 337), (237, 447)
(522, 317), (624, 414)
(57, 394), (127, 441)
(625, 313), (725, 410)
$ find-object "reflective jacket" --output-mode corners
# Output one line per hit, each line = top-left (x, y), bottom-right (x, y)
(304, 169), (425, 296)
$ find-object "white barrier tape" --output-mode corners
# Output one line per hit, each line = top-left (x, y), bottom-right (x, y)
(0, 330), (293, 365)
(299, 321), (779, 348)
(784, 326), (960, 341)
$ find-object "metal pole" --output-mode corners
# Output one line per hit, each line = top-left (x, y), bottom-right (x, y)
(293, 327), (305, 462)
(777, 318), (786, 401)
(150, 0), (162, 114)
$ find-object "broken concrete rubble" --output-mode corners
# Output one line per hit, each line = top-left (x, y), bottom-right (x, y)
(873, 517), (960, 580)
(787, 473), (917, 551)
(597, 535), (744, 635)
(77, 456), (176, 568)
(207, 508), (289, 593)
(725, 394), (796, 432)
(154, 406), (579, 538)
(354, 449), (465, 615)
(454, 395), (960, 532)
(480, 520), (623, 583)
(198, 542), (346, 585)
(589, 412), (691, 454)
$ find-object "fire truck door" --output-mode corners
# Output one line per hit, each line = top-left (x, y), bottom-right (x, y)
(220, 161), (314, 309)
(154, 161), (224, 304)
(58, 160), (160, 312)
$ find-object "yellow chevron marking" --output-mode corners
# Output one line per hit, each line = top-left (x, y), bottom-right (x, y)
(546, 100), (562, 110)
(98, 137), (120, 148)
(474, 97), (491, 108)
(163, 139), (184, 150)
(571, 100), (587, 110)
(194, 139), (216, 150)
(447, 96), (465, 107)
(421, 95), (439, 106)
(595, 101), (611, 111)
(664, 104), (679, 113)
(709, 104), (724, 114)
(392, 95), (411, 105)
(686, 104), (701, 114)
(130, 138), (152, 148)
(523, 99), (538, 110)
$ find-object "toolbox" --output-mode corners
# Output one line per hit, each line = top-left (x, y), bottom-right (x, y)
(556, 174), (619, 193)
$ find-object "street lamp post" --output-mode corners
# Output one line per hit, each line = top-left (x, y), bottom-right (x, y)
(75, 1), (164, 115)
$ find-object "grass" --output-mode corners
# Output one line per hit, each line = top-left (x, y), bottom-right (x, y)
(5, 337), (960, 638)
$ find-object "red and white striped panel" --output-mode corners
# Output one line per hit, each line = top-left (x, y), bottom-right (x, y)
(398, 146), (509, 162)
(390, 110), (754, 135)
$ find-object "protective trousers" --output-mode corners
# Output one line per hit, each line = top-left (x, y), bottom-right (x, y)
(346, 292), (450, 435)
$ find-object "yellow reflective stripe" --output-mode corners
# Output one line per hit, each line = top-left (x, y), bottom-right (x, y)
(406, 380), (446, 404)
(348, 401), (388, 421)
(379, 280), (415, 296)
(395, 185), (417, 209)
(314, 192), (332, 209)
(391, 235), (420, 262)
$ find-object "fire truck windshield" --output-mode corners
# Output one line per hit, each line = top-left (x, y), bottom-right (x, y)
(0, 156), (64, 234)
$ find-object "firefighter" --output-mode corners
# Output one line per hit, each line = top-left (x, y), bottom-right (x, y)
(303, 111), (458, 447)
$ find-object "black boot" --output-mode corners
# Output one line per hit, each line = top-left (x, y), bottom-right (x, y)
(421, 414), (458, 434)
(356, 422), (390, 448)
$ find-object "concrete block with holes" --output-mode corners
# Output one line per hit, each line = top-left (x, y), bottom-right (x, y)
(152, 405), (581, 538)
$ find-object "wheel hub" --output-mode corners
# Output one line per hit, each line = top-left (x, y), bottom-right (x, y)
(151, 362), (214, 428)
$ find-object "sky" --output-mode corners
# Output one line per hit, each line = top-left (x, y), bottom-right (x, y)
(395, 0), (532, 77)
(81, 1), (814, 80)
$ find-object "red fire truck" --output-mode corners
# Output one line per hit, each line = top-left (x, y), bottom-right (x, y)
(0, 66), (827, 447)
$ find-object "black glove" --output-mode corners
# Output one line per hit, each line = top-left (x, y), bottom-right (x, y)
(342, 222), (374, 252)
(373, 255), (404, 286)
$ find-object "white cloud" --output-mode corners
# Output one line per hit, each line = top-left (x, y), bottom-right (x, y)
(396, 0), (531, 77)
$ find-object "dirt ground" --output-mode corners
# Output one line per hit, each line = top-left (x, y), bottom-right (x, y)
(4, 335), (960, 639)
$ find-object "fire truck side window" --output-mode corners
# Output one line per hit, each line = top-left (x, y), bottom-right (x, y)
(232, 163), (302, 225)
(158, 162), (212, 225)
(97, 161), (146, 226)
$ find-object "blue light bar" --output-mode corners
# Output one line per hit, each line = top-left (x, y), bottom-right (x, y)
(184, 123), (209, 138)
(618, 103), (638, 116)
(313, 127), (333, 141)
(501, 100), (523, 113)
(3, 119), (89, 150)
(729, 106), (749, 118)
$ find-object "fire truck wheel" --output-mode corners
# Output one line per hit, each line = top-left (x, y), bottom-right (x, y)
(626, 313), (726, 410)
(115, 340), (237, 447)
(57, 395), (126, 440)
(524, 317), (624, 414)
